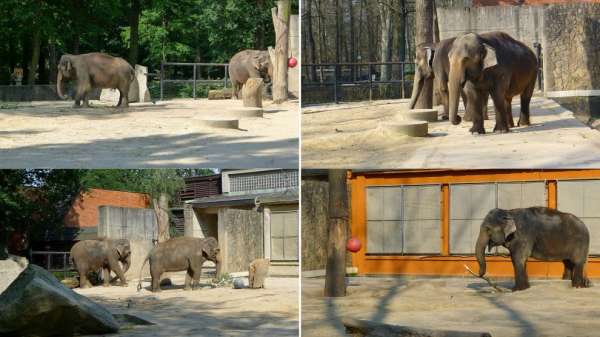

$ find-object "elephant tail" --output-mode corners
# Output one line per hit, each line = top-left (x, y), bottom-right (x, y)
(137, 254), (150, 292)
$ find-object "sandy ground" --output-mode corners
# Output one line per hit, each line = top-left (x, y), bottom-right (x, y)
(302, 276), (600, 337)
(0, 99), (298, 168)
(302, 95), (600, 168)
(76, 273), (299, 337)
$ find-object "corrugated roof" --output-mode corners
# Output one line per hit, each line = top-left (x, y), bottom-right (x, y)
(187, 188), (298, 208)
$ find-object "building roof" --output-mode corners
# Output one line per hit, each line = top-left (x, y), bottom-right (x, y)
(187, 188), (298, 208)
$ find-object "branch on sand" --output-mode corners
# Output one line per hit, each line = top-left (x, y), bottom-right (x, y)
(464, 264), (509, 293)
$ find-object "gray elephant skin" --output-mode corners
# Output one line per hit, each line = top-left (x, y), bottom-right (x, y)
(409, 38), (487, 121)
(137, 236), (220, 292)
(70, 238), (131, 288)
(56, 52), (135, 108)
(228, 49), (273, 99)
(447, 31), (538, 134)
(476, 207), (590, 291)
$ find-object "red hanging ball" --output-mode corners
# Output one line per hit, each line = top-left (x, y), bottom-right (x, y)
(347, 237), (362, 253)
(288, 57), (298, 68)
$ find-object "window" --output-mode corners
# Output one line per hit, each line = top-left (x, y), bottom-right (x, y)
(229, 170), (298, 193)
(270, 211), (299, 261)
(449, 182), (546, 254)
(557, 180), (600, 254)
(366, 185), (440, 254)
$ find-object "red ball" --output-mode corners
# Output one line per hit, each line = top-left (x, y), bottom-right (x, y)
(288, 57), (298, 68)
(347, 237), (362, 253)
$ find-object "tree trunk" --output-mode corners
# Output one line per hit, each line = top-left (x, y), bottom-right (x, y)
(270, 0), (291, 104)
(129, 0), (141, 65)
(305, 0), (317, 81)
(242, 78), (263, 108)
(378, 0), (392, 81)
(415, 0), (434, 109)
(153, 193), (170, 243)
(38, 40), (48, 84)
(433, 0), (440, 44)
(348, 0), (355, 81)
(255, 0), (266, 49)
(324, 169), (348, 297)
(48, 39), (57, 84)
(28, 27), (42, 85)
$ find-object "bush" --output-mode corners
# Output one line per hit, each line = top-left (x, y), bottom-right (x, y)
(148, 81), (227, 100)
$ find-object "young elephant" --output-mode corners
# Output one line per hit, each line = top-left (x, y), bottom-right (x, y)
(137, 237), (220, 292)
(476, 207), (590, 291)
(56, 52), (135, 108)
(228, 49), (273, 99)
(70, 239), (131, 288)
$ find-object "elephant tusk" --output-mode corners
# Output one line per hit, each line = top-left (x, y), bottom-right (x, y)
(464, 264), (508, 293)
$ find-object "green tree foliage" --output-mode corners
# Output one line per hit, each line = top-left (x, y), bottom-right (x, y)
(0, 0), (298, 85)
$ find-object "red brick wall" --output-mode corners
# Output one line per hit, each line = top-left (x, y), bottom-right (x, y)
(64, 189), (150, 228)
(473, 0), (600, 5)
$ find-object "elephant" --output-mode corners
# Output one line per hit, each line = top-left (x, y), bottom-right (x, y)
(409, 39), (487, 121)
(70, 238), (131, 288)
(447, 31), (538, 134)
(475, 207), (590, 291)
(56, 52), (135, 108)
(228, 49), (273, 99)
(137, 236), (221, 292)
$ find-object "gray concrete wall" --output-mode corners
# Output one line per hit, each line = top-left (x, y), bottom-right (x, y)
(98, 206), (157, 279)
(218, 208), (263, 274)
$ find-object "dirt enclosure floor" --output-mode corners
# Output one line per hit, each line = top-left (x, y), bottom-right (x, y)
(302, 276), (600, 337)
(76, 274), (299, 337)
(0, 99), (298, 168)
(302, 95), (600, 168)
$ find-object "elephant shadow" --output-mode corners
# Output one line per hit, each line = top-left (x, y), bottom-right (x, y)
(466, 280), (514, 294)
(139, 277), (214, 292)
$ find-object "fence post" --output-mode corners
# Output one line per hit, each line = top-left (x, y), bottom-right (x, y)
(224, 65), (229, 88)
(193, 64), (197, 99)
(368, 64), (373, 102)
(401, 62), (405, 98)
(63, 253), (67, 279)
(333, 64), (338, 104)
(160, 62), (164, 101)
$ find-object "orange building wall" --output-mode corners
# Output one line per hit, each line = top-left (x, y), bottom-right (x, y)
(64, 189), (150, 229)
(348, 169), (600, 279)
(473, 0), (600, 5)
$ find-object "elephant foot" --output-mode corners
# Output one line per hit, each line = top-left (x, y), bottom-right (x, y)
(184, 286), (192, 291)
(512, 282), (530, 291)
(80, 283), (92, 289)
(451, 115), (462, 125)
(517, 119), (531, 127)
(440, 114), (449, 121)
(493, 124), (510, 133)
(573, 278), (591, 288)
(469, 125), (485, 134)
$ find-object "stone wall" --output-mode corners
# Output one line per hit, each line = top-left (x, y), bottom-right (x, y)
(218, 208), (263, 274)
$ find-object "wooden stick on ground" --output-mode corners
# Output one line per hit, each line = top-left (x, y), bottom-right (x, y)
(464, 264), (508, 293)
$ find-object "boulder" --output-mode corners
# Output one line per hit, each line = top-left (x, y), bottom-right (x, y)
(248, 258), (270, 289)
(208, 89), (233, 100)
(0, 254), (28, 294)
(0, 264), (119, 336)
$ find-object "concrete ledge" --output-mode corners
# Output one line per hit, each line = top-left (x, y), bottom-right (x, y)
(546, 90), (600, 98)
(382, 120), (428, 137)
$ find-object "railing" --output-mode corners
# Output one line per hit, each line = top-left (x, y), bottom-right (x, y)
(159, 62), (229, 100)
(29, 250), (74, 279)
(301, 61), (416, 104)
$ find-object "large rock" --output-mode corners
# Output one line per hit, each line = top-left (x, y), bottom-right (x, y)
(0, 264), (119, 336)
(0, 254), (28, 294)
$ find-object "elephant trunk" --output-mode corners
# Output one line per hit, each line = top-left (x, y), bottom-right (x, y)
(56, 72), (68, 100)
(122, 254), (131, 274)
(448, 59), (463, 125)
(408, 70), (424, 109)
(475, 227), (490, 277)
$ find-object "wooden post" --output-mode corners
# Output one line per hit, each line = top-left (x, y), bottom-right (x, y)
(270, 0), (291, 104)
(324, 169), (348, 297)
(242, 78), (264, 108)
(415, 0), (434, 109)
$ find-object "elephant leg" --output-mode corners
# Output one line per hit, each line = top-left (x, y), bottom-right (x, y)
(511, 250), (530, 291)
(562, 259), (574, 280)
(482, 91), (489, 120)
(518, 80), (535, 127)
(506, 97), (515, 128)
(464, 83), (485, 134)
(81, 91), (90, 108)
(118, 84), (130, 107)
(490, 87), (510, 133)
(461, 90), (472, 122)
(117, 92), (123, 106)
(79, 268), (91, 288)
(108, 256), (127, 286)
(572, 263), (590, 288)
(440, 90), (449, 120)
(73, 88), (87, 108)
(102, 268), (110, 287)
(184, 268), (193, 291)
(150, 268), (161, 292)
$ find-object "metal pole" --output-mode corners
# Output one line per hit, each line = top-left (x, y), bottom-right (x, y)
(368, 64), (373, 101)
(224, 65), (228, 88)
(333, 65), (338, 104)
(47, 253), (50, 271)
(401, 62), (405, 98)
(193, 64), (197, 99)
(160, 62), (164, 101)
(63, 253), (67, 279)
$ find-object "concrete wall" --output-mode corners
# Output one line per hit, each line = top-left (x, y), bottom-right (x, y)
(64, 189), (150, 229)
(97, 206), (157, 279)
(218, 208), (263, 274)
(301, 177), (329, 271)
(183, 204), (218, 239)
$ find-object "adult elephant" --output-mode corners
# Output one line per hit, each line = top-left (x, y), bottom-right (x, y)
(447, 32), (538, 134)
(228, 49), (273, 99)
(409, 39), (488, 121)
(475, 207), (590, 291)
(70, 239), (131, 288)
(56, 53), (135, 108)
(137, 237), (221, 292)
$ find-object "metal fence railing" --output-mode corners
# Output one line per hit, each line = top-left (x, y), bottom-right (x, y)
(301, 61), (416, 104)
(29, 250), (74, 279)
(159, 62), (229, 100)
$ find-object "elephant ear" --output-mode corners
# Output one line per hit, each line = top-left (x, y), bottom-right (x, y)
(502, 214), (517, 239)
(425, 47), (434, 68)
(482, 43), (497, 70)
(115, 240), (130, 258)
